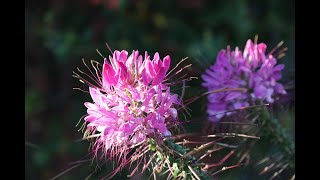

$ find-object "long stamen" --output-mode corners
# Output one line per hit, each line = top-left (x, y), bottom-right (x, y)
(166, 57), (188, 77)
(268, 41), (284, 56)
(81, 59), (102, 86)
(106, 42), (113, 54)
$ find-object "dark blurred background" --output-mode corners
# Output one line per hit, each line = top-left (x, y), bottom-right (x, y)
(25, 0), (295, 179)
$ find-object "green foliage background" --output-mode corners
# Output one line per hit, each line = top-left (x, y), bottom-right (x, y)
(25, 0), (294, 179)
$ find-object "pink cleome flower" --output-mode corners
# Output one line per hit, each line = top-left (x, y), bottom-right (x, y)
(202, 39), (287, 122)
(81, 49), (180, 157)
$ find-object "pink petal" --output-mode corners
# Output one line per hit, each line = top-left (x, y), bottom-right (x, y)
(84, 102), (98, 110)
(153, 52), (160, 61)
(144, 51), (149, 61)
(117, 62), (129, 83)
(146, 60), (156, 77)
(126, 53), (134, 69)
(113, 50), (121, 61)
(142, 68), (152, 85)
(163, 55), (171, 72)
(137, 55), (143, 74)
(168, 108), (177, 119)
(153, 58), (162, 73)
(119, 50), (128, 63)
(273, 64), (285, 71)
(108, 55), (117, 70)
(102, 61), (117, 85)
(152, 67), (166, 86)
(84, 115), (96, 122)
(141, 88), (155, 107)
(257, 43), (267, 54)
(89, 87), (101, 104)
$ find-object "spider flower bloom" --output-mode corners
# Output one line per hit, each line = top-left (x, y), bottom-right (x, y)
(79, 49), (180, 158)
(202, 39), (286, 122)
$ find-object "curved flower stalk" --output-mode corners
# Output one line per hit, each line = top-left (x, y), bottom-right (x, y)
(201, 37), (287, 122)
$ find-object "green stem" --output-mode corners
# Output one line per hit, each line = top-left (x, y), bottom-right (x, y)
(258, 108), (295, 168)
(162, 139), (213, 180)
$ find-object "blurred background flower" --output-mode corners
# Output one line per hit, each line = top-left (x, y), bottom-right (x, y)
(25, 0), (294, 179)
(202, 39), (287, 122)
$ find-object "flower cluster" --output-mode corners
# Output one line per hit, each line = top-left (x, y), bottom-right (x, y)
(202, 39), (286, 121)
(82, 50), (180, 154)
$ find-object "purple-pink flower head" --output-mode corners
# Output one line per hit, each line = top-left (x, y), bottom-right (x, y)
(202, 38), (287, 122)
(102, 50), (171, 88)
(76, 49), (181, 160)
